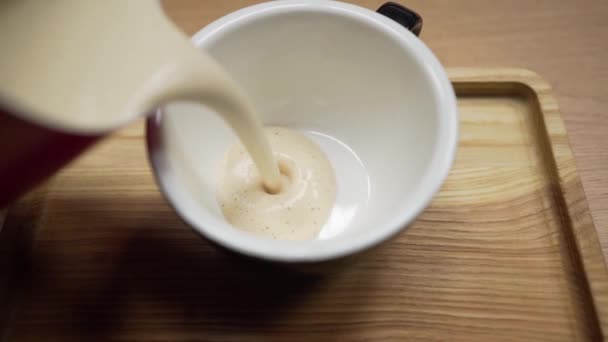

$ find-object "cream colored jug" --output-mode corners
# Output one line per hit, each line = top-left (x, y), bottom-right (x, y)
(0, 0), (260, 206)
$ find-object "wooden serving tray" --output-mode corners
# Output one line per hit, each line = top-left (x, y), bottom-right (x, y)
(1, 68), (607, 341)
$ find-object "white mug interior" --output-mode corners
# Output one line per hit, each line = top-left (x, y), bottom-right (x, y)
(146, 0), (458, 262)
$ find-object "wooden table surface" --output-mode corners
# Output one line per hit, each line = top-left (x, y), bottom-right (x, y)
(165, 0), (608, 261)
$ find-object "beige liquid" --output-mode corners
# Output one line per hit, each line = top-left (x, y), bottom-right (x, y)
(0, 0), (335, 239)
(218, 127), (336, 240)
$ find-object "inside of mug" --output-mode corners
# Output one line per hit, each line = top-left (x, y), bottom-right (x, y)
(155, 2), (453, 259)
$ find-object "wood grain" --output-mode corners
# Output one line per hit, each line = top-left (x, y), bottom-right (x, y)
(159, 0), (608, 270)
(0, 68), (605, 340)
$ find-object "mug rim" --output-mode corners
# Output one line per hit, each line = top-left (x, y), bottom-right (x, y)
(147, 0), (458, 263)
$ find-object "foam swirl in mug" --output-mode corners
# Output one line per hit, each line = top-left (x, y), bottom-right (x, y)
(217, 127), (336, 240)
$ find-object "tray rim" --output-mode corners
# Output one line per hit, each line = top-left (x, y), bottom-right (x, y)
(450, 67), (608, 336)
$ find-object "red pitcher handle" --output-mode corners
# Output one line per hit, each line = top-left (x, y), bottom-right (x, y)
(0, 106), (101, 208)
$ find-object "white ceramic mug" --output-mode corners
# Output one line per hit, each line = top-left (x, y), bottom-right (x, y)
(146, 1), (458, 263)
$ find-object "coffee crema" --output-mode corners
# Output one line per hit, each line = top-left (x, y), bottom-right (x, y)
(217, 126), (336, 240)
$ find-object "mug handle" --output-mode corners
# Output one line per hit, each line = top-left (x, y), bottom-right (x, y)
(377, 2), (423, 36)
